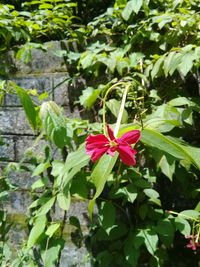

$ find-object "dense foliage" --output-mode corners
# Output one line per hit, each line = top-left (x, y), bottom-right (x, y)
(0, 0), (200, 266)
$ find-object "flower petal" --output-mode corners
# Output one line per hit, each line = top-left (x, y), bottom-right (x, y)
(117, 145), (137, 166)
(117, 130), (141, 145)
(90, 146), (109, 162)
(86, 134), (109, 152)
(107, 147), (116, 156)
(107, 125), (115, 140)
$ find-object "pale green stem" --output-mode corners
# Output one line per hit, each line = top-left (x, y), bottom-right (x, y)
(114, 85), (129, 137)
(168, 210), (199, 222)
(102, 82), (130, 136)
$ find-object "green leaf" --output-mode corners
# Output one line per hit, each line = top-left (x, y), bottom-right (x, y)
(88, 153), (118, 219)
(44, 111), (69, 148)
(14, 86), (37, 131)
(39, 4), (54, 9)
(139, 204), (148, 220)
(144, 189), (159, 199)
(27, 215), (47, 250)
(79, 52), (95, 69)
(142, 229), (158, 255)
(106, 99), (128, 123)
(40, 102), (71, 148)
(35, 197), (56, 217)
(168, 53), (183, 75)
(141, 129), (185, 159)
(31, 177), (48, 190)
(79, 87), (100, 109)
(120, 184), (137, 203)
(158, 155), (175, 181)
(99, 202), (116, 234)
(69, 216), (81, 229)
(61, 146), (90, 187)
(179, 210), (200, 219)
(116, 58), (130, 75)
(156, 219), (174, 247)
(122, 0), (143, 20)
(178, 51), (196, 76)
(51, 161), (65, 178)
(124, 233), (140, 266)
(109, 223), (128, 240)
(163, 51), (176, 77)
(57, 192), (70, 211)
(129, 52), (144, 68)
(45, 222), (60, 238)
(156, 220), (174, 236)
(151, 55), (165, 79)
(101, 57), (116, 73)
(175, 217), (191, 236)
(41, 238), (65, 267)
(168, 97), (193, 106)
(32, 161), (51, 177)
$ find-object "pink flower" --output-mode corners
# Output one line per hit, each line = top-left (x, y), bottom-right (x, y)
(185, 235), (200, 251)
(186, 240), (200, 250)
(86, 125), (140, 166)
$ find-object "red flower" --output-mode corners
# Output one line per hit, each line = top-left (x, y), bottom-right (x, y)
(86, 125), (140, 166)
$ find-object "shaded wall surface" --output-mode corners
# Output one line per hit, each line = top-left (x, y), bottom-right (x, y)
(0, 41), (91, 266)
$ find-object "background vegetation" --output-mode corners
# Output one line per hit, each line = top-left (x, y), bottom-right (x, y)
(0, 0), (200, 266)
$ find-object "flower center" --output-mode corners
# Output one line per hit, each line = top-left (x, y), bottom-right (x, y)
(109, 140), (118, 147)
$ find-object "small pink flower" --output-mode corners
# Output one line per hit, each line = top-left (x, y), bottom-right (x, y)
(185, 234), (200, 251)
(85, 125), (140, 166)
(186, 240), (200, 251)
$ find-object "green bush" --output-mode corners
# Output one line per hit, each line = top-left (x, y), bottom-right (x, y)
(0, 0), (200, 266)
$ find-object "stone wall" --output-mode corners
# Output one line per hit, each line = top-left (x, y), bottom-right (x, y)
(0, 41), (91, 266)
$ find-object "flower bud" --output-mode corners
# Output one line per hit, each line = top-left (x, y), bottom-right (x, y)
(40, 101), (61, 120)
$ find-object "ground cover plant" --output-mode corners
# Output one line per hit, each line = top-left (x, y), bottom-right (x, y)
(0, 0), (200, 266)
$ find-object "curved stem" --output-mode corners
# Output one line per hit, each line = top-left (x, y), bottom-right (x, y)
(102, 82), (130, 136)
(114, 84), (130, 137)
